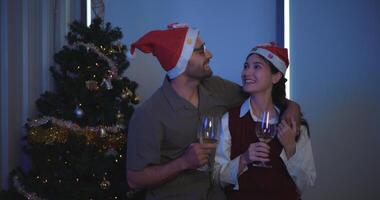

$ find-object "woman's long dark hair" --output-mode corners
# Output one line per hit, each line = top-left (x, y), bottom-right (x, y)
(246, 53), (310, 138)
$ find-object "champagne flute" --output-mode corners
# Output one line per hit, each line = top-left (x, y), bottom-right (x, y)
(198, 115), (218, 144)
(197, 115), (219, 171)
(252, 111), (277, 168)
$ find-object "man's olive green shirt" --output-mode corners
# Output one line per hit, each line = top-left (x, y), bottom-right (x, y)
(127, 76), (245, 200)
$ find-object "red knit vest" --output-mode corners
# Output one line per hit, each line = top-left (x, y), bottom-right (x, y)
(226, 106), (299, 200)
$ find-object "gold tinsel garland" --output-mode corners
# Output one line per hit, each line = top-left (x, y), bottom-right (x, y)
(28, 116), (123, 133)
(27, 116), (126, 151)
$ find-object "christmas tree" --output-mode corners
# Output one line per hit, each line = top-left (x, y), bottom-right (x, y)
(8, 17), (139, 200)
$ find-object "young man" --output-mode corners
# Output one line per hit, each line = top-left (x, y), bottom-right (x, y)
(127, 23), (300, 200)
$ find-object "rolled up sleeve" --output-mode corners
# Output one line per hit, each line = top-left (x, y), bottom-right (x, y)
(280, 125), (317, 194)
(127, 107), (163, 171)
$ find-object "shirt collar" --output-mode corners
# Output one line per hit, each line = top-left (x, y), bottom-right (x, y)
(161, 76), (196, 111)
(199, 79), (213, 97)
(239, 97), (280, 124)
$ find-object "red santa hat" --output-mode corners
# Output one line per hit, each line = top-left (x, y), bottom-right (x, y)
(249, 42), (289, 74)
(129, 23), (199, 79)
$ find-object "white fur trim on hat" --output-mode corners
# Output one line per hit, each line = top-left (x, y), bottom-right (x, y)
(126, 50), (135, 60)
(251, 48), (287, 74)
(167, 28), (199, 79)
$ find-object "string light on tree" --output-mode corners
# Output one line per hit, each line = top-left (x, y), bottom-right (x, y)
(116, 111), (124, 121)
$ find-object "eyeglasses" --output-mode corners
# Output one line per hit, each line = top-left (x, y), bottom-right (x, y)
(193, 43), (207, 54)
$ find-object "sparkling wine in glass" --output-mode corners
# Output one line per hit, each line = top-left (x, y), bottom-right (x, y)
(253, 111), (277, 168)
(197, 115), (219, 171)
(198, 115), (218, 144)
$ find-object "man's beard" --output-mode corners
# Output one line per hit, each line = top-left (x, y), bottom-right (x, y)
(188, 67), (212, 80)
(188, 60), (213, 80)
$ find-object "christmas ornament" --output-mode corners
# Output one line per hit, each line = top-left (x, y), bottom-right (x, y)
(121, 92), (128, 100)
(101, 78), (113, 90)
(121, 88), (132, 100)
(99, 178), (111, 190)
(131, 96), (140, 104)
(85, 80), (99, 91)
(126, 89), (133, 96)
(74, 106), (84, 118)
(99, 128), (107, 137)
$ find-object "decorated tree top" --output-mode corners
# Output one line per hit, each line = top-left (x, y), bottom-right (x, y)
(36, 17), (138, 128)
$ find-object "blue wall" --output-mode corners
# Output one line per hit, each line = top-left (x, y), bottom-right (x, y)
(291, 0), (380, 199)
(105, 0), (279, 102)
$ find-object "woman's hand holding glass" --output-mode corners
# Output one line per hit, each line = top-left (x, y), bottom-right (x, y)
(242, 142), (271, 165)
(252, 111), (278, 168)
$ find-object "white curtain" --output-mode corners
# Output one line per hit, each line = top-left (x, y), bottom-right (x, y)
(0, 0), (87, 190)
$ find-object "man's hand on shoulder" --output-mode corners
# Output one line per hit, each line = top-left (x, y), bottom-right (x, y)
(283, 100), (301, 134)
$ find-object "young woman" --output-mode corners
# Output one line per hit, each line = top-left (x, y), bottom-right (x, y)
(214, 43), (316, 200)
